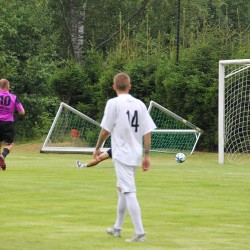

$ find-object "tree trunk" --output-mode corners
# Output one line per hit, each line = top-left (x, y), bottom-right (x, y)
(60, 0), (87, 63)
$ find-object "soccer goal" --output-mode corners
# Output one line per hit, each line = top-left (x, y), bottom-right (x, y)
(41, 101), (202, 154)
(41, 102), (110, 153)
(218, 59), (250, 164)
(148, 101), (203, 154)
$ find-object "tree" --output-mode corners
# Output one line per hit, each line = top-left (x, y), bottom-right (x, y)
(59, 0), (87, 63)
(49, 60), (89, 104)
(0, 0), (57, 95)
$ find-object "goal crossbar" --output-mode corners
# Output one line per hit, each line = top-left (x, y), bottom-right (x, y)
(148, 101), (203, 154)
(41, 147), (110, 153)
(41, 102), (109, 153)
(148, 101), (203, 133)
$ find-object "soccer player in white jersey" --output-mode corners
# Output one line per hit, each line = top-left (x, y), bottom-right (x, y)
(93, 72), (156, 242)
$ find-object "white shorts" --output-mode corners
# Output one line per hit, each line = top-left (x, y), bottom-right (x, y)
(113, 159), (137, 193)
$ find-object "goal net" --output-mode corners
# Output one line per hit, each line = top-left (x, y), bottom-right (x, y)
(41, 101), (202, 154)
(148, 101), (202, 154)
(41, 102), (110, 153)
(218, 59), (250, 164)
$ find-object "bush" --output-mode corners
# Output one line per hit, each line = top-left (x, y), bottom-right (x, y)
(49, 60), (89, 105)
(15, 94), (59, 141)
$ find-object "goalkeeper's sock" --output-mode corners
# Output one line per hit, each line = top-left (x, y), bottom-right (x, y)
(124, 192), (144, 235)
(2, 148), (10, 158)
(114, 192), (126, 230)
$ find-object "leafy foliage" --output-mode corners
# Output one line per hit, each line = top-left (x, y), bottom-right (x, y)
(49, 60), (89, 104)
(15, 95), (59, 140)
(0, 0), (249, 150)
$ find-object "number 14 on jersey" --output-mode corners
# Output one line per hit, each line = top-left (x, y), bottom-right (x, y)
(126, 110), (139, 132)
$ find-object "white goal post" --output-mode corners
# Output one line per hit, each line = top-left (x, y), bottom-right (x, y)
(148, 101), (203, 154)
(41, 101), (203, 154)
(41, 102), (110, 153)
(218, 59), (250, 164)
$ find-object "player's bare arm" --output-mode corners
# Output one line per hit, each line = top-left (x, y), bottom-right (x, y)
(93, 128), (110, 161)
(142, 132), (151, 171)
(19, 109), (25, 116)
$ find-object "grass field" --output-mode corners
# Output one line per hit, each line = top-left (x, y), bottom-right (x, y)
(1, 144), (250, 250)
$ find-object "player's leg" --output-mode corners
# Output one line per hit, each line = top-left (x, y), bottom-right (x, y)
(0, 141), (3, 170)
(124, 192), (146, 242)
(76, 150), (111, 168)
(113, 160), (146, 242)
(0, 123), (3, 157)
(0, 122), (14, 170)
(0, 142), (14, 171)
(2, 143), (13, 157)
(0, 126), (4, 170)
(87, 150), (110, 167)
(2, 122), (15, 159)
(107, 188), (126, 237)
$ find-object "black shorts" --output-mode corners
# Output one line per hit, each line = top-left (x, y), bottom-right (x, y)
(107, 148), (112, 158)
(0, 121), (15, 144)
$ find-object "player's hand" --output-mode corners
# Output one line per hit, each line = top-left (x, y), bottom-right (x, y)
(142, 156), (150, 171)
(93, 148), (101, 161)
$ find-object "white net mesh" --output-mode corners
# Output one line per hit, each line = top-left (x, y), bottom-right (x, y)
(42, 101), (202, 154)
(41, 103), (111, 153)
(148, 101), (202, 154)
(224, 64), (250, 161)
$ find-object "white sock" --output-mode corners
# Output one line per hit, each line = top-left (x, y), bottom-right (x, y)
(114, 192), (127, 229)
(124, 192), (144, 235)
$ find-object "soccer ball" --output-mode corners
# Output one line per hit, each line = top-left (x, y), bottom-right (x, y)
(175, 153), (186, 163)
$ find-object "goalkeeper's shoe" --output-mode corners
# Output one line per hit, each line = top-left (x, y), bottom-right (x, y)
(106, 227), (121, 237)
(76, 160), (87, 168)
(125, 234), (146, 242)
(0, 155), (6, 171)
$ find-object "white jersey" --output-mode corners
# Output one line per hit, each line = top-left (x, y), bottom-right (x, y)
(101, 94), (156, 166)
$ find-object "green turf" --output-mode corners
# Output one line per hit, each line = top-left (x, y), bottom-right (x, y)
(0, 151), (250, 250)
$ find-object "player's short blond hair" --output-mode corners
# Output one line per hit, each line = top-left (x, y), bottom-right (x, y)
(0, 79), (10, 90)
(113, 73), (131, 91)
